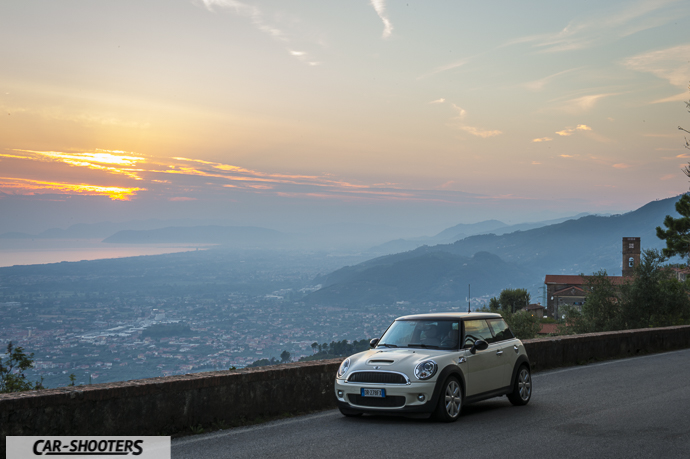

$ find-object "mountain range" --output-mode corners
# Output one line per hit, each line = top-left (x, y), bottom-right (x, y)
(306, 195), (683, 306)
(368, 213), (593, 255)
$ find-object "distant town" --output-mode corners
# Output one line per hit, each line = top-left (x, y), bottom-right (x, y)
(0, 249), (489, 388)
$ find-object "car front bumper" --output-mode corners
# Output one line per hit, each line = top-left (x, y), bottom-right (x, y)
(334, 377), (438, 414)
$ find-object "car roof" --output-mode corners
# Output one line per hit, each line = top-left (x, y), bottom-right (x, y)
(395, 312), (503, 321)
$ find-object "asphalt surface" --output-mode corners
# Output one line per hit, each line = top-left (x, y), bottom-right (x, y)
(172, 348), (690, 459)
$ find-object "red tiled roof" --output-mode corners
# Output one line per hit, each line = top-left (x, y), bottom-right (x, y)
(544, 274), (629, 285)
(539, 323), (558, 334)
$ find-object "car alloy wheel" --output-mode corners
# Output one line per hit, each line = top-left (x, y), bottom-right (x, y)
(445, 380), (461, 417)
(435, 376), (462, 422)
(518, 367), (531, 401)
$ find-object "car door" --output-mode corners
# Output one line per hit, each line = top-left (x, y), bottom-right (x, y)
(463, 319), (504, 396)
(487, 318), (519, 390)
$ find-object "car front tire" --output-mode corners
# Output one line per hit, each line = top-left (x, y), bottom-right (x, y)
(507, 365), (532, 406)
(434, 376), (462, 422)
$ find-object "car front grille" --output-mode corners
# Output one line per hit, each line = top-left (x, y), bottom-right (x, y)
(346, 371), (408, 385)
(348, 394), (406, 408)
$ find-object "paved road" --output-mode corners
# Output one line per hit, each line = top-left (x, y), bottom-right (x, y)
(172, 348), (690, 459)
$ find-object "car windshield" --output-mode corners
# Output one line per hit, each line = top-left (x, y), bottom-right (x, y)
(378, 320), (460, 350)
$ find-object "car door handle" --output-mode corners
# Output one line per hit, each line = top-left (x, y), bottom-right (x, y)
(496, 350), (503, 356)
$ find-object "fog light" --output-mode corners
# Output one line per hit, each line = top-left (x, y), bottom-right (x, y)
(417, 394), (425, 402)
(337, 390), (344, 398)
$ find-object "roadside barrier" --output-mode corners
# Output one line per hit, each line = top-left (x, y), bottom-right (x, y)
(2, 324), (689, 445)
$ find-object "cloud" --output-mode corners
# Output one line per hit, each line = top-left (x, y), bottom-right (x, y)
(451, 104), (467, 119)
(503, 0), (680, 53)
(201, 0), (284, 39)
(460, 126), (503, 138)
(5, 149), (146, 180)
(370, 0), (393, 39)
(198, 0), (321, 66)
(612, 163), (631, 169)
(524, 68), (581, 91)
(532, 161), (542, 165)
(418, 61), (467, 80)
(563, 93), (618, 113)
(661, 174), (677, 180)
(0, 177), (143, 201)
(560, 154), (574, 158)
(429, 98), (445, 104)
(622, 43), (690, 88)
(556, 124), (593, 136)
(2, 148), (518, 206)
(532, 137), (553, 142)
(446, 104), (501, 138)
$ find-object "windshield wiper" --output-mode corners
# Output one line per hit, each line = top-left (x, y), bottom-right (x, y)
(407, 343), (439, 349)
(377, 343), (398, 348)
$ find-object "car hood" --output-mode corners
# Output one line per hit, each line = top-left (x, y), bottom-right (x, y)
(347, 347), (442, 373)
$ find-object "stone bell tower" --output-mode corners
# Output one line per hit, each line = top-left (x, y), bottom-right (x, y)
(622, 237), (641, 277)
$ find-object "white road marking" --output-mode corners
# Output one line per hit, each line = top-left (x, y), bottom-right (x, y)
(172, 410), (339, 447)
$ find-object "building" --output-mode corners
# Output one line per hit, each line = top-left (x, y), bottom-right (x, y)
(544, 237), (639, 319)
(622, 237), (641, 277)
(525, 303), (545, 319)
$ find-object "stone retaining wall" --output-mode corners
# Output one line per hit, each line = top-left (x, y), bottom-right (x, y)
(2, 325), (690, 445)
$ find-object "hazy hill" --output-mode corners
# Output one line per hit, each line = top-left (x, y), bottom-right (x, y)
(103, 225), (288, 247)
(307, 251), (532, 305)
(368, 213), (592, 255)
(308, 195), (682, 305)
(433, 219), (507, 241)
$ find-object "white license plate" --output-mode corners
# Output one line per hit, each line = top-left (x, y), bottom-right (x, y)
(361, 388), (385, 398)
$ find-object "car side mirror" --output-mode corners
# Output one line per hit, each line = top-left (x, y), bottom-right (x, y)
(370, 338), (380, 348)
(470, 339), (488, 354)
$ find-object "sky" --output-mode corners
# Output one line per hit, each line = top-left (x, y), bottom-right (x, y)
(1, 0), (689, 236)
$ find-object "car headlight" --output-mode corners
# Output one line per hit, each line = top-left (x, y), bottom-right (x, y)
(338, 358), (351, 378)
(414, 360), (437, 380)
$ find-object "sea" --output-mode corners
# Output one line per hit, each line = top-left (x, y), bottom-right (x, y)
(0, 239), (211, 267)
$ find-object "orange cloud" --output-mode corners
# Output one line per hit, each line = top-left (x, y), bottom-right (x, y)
(8, 149), (147, 180)
(532, 137), (552, 142)
(0, 177), (143, 200)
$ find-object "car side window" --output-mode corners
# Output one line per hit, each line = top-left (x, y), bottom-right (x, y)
(487, 318), (515, 342)
(463, 320), (494, 348)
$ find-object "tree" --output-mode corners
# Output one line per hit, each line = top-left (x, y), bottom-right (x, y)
(483, 288), (540, 339)
(505, 311), (542, 340)
(561, 251), (690, 334)
(656, 194), (690, 260)
(619, 249), (690, 329)
(658, 85), (690, 259)
(680, 83), (689, 157)
(0, 342), (42, 393)
(311, 342), (318, 354)
(569, 270), (623, 333)
(498, 288), (530, 314)
(280, 350), (291, 363)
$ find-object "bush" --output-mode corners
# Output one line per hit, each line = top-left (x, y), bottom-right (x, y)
(0, 342), (43, 393)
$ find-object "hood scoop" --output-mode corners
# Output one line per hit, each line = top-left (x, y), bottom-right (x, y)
(367, 359), (395, 365)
